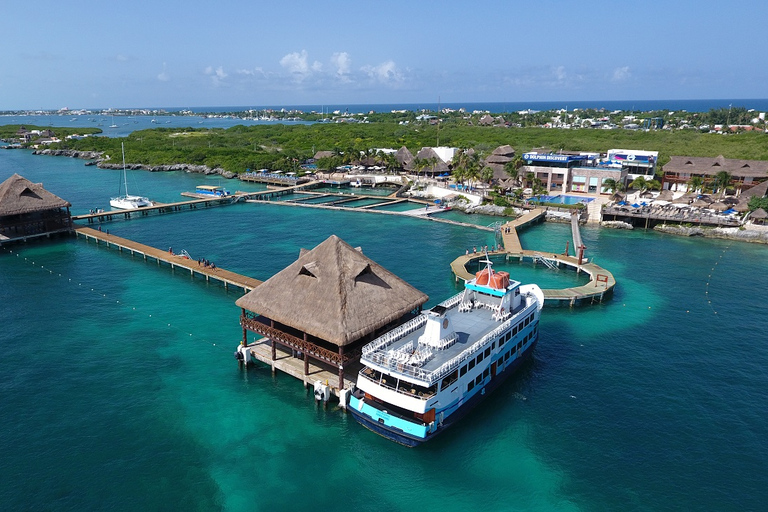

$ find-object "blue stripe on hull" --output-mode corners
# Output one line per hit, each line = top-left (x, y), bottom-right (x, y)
(349, 338), (538, 446)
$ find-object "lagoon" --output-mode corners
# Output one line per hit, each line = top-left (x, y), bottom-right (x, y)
(2, 148), (768, 511)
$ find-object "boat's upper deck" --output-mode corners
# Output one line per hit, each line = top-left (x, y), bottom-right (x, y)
(361, 288), (539, 387)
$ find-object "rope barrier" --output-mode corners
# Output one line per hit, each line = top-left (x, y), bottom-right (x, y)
(2, 245), (230, 352)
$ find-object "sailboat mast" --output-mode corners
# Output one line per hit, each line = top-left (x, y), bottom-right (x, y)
(121, 142), (129, 196)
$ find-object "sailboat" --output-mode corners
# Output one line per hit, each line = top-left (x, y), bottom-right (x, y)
(109, 115), (118, 128)
(110, 143), (152, 209)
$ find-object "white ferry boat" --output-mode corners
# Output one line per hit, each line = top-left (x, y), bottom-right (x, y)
(348, 256), (544, 446)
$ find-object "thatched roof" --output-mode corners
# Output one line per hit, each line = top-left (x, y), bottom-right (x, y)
(395, 146), (414, 170)
(0, 174), (70, 217)
(664, 155), (768, 179)
(313, 150), (335, 160)
(414, 148), (450, 173)
(750, 208), (768, 219)
(657, 189), (674, 201)
(235, 235), (428, 347)
(741, 179), (768, 199)
(491, 144), (515, 157)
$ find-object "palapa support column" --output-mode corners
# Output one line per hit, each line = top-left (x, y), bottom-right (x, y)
(240, 308), (248, 346)
(338, 345), (345, 391)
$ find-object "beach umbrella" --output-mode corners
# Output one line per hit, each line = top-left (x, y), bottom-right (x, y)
(691, 199), (710, 208)
(640, 201), (648, 206)
(734, 201), (750, 213)
(617, 200), (628, 206)
(711, 202), (729, 211)
(631, 203), (640, 208)
(723, 208), (737, 215)
(657, 189), (674, 201)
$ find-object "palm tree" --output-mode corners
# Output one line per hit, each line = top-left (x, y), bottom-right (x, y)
(630, 176), (647, 191)
(602, 178), (622, 194)
(688, 176), (704, 194)
(713, 170), (732, 197)
(503, 160), (520, 185)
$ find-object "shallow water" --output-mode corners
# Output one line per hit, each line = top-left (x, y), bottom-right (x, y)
(2, 149), (768, 511)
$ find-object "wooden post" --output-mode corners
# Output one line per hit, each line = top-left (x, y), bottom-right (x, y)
(338, 345), (345, 391)
(241, 309), (248, 346)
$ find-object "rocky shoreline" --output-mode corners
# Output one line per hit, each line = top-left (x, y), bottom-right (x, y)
(654, 224), (768, 244)
(31, 148), (237, 179)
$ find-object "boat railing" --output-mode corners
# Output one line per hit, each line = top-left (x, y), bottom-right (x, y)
(362, 315), (428, 356)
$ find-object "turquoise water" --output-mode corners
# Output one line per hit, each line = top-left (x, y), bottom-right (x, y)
(533, 195), (595, 205)
(3, 149), (768, 511)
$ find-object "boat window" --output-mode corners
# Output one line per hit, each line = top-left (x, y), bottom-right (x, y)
(517, 341), (523, 350)
(475, 375), (482, 385)
(476, 353), (483, 365)
(468, 359), (476, 370)
(513, 325), (518, 335)
(460, 365), (467, 377)
(492, 341), (496, 350)
(484, 347), (491, 358)
(441, 370), (459, 390)
(483, 368), (490, 379)
(468, 381), (475, 392)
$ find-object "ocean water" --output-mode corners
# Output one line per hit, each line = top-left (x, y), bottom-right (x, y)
(2, 150), (768, 511)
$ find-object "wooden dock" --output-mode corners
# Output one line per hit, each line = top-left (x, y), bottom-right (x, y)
(452, 207), (616, 307)
(74, 226), (262, 292)
(242, 340), (362, 397)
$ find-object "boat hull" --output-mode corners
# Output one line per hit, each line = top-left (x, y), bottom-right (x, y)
(349, 338), (537, 446)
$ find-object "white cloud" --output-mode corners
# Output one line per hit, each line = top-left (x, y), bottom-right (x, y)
(612, 66), (631, 82)
(157, 62), (170, 82)
(362, 60), (402, 83)
(331, 52), (351, 77)
(116, 54), (128, 62)
(280, 50), (310, 75)
(554, 66), (566, 81)
(205, 65), (228, 86)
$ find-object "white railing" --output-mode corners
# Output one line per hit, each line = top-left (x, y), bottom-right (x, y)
(362, 315), (427, 356)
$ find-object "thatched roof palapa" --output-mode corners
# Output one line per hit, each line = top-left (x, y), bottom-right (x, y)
(235, 235), (428, 347)
(750, 208), (768, 219)
(395, 146), (414, 171)
(0, 174), (71, 217)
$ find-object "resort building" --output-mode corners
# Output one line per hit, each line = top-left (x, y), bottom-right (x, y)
(520, 151), (626, 196)
(0, 174), (72, 245)
(606, 149), (658, 182)
(662, 155), (768, 193)
(236, 235), (429, 390)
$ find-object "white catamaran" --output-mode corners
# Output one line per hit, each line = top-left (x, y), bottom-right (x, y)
(110, 143), (152, 210)
(348, 255), (544, 446)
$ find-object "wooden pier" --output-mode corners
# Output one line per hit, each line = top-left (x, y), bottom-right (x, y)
(452, 207), (616, 307)
(74, 226), (262, 292)
(241, 340), (362, 398)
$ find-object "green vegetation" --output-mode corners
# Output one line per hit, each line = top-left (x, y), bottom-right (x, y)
(3, 112), (767, 174)
(0, 124), (102, 140)
(748, 195), (768, 212)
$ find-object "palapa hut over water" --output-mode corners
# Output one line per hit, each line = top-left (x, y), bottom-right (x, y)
(0, 174), (72, 244)
(236, 235), (428, 390)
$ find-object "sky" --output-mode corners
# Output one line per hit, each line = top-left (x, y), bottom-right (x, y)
(2, 0), (766, 110)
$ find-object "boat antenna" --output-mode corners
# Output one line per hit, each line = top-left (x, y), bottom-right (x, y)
(481, 250), (494, 279)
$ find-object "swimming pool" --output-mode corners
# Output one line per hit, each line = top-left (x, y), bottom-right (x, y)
(532, 195), (594, 205)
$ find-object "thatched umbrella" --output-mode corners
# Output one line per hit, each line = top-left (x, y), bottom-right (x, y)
(710, 202), (729, 211)
(639, 190), (654, 199)
(672, 195), (691, 205)
(657, 189), (674, 201)
(691, 199), (710, 208)
(750, 208), (768, 222)
(610, 192), (625, 202)
(722, 196), (740, 205)
(734, 201), (750, 213)
(698, 194), (714, 204)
